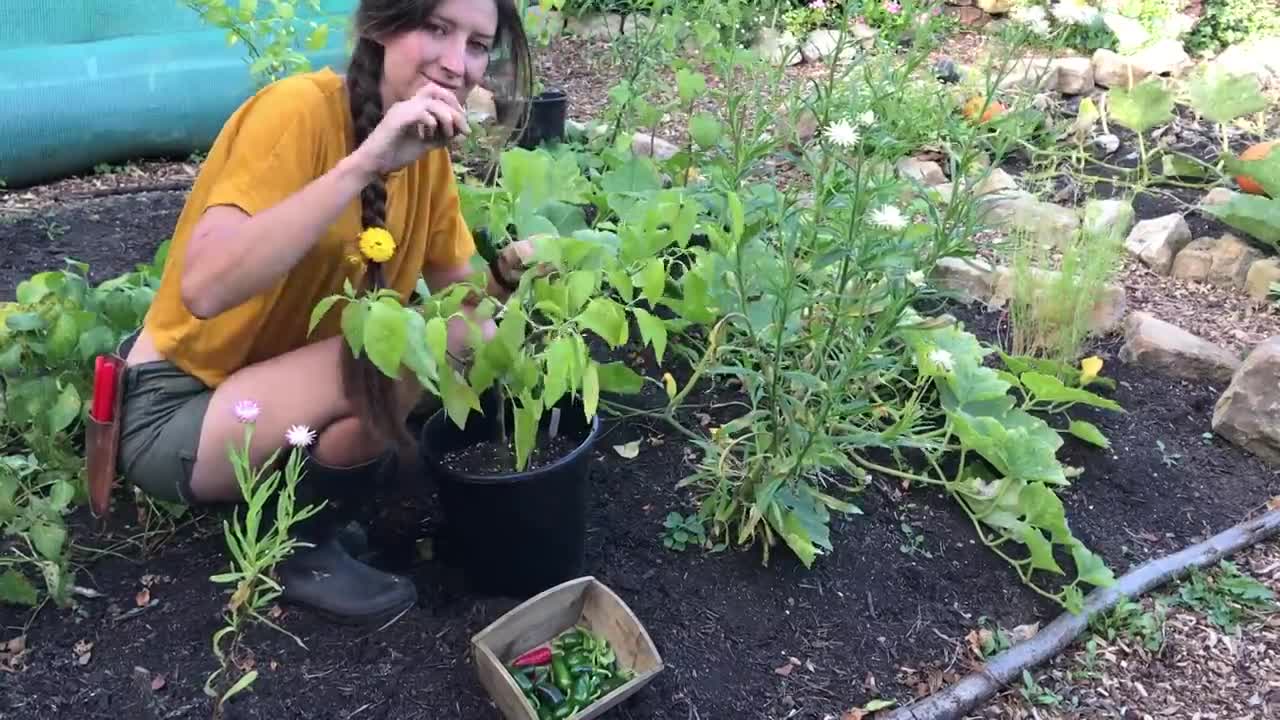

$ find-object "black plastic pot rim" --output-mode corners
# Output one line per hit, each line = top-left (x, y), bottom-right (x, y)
(420, 408), (601, 486)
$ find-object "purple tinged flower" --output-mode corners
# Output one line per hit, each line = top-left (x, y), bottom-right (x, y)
(886, 0), (902, 13)
(233, 399), (261, 424)
(285, 424), (316, 449)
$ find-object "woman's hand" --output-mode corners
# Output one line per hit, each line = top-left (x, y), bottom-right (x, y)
(496, 237), (552, 287)
(352, 82), (470, 178)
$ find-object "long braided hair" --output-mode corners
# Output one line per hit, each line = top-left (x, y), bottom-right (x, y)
(343, 0), (533, 449)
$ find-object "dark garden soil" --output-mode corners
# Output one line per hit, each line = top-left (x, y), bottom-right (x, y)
(3, 177), (1280, 720)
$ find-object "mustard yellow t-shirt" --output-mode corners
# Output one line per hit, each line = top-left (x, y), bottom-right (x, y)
(146, 68), (476, 388)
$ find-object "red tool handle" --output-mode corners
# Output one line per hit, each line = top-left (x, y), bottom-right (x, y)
(91, 356), (120, 422)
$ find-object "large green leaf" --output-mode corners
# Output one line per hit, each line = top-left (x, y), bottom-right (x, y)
(601, 156), (662, 195)
(542, 337), (575, 409)
(1187, 65), (1268, 125)
(401, 312), (438, 393)
(596, 362), (645, 394)
(690, 112), (722, 148)
(1071, 543), (1115, 587)
(634, 258), (666, 304)
(575, 298), (629, 348)
(0, 569), (38, 607)
(1107, 78), (1174, 134)
(47, 383), (82, 435)
(439, 369), (481, 428)
(341, 300), (370, 357)
(31, 521), (67, 561)
(540, 201), (589, 237)
(363, 299), (409, 379)
(1020, 525), (1064, 575)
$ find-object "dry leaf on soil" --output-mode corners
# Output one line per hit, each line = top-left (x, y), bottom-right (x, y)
(613, 440), (640, 459)
(73, 639), (93, 666)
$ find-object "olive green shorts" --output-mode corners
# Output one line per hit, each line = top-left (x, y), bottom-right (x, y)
(118, 359), (213, 506)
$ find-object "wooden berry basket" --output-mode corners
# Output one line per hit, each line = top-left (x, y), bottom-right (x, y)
(471, 576), (664, 719)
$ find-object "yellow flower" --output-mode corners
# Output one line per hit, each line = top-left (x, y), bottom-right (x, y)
(662, 372), (677, 401)
(1079, 356), (1103, 385)
(358, 227), (396, 263)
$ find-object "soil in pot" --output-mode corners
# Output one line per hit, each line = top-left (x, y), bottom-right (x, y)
(420, 397), (599, 598)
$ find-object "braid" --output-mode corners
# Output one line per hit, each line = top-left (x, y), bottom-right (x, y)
(343, 37), (413, 451)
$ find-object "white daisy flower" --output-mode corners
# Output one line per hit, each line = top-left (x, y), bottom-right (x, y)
(824, 118), (860, 148)
(928, 348), (955, 373)
(869, 205), (908, 231)
(285, 424), (316, 448)
(858, 110), (876, 127)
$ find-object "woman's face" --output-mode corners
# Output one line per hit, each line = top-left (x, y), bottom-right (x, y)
(380, 0), (497, 107)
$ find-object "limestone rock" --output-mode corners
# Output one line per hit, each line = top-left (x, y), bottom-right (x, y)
(931, 256), (997, 302)
(1214, 37), (1280, 89)
(1052, 56), (1095, 94)
(1093, 133), (1120, 155)
(1121, 312), (1240, 384)
(1206, 234), (1263, 289)
(1132, 39), (1191, 76)
(1082, 198), (1135, 239)
(896, 157), (948, 187)
(1201, 186), (1238, 208)
(1213, 336), (1280, 463)
(1246, 257), (1280, 303)
(1125, 213), (1191, 274)
(981, 193), (1081, 247)
(1170, 238), (1216, 282)
(752, 27), (802, 66)
(801, 29), (857, 64)
(973, 167), (1019, 198)
(631, 132), (679, 161)
(997, 57), (1059, 92)
(565, 13), (623, 39)
(1092, 49), (1148, 89)
(946, 5), (989, 27)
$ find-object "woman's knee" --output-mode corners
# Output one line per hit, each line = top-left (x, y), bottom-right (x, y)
(310, 416), (387, 468)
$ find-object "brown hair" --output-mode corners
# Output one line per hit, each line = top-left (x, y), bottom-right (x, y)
(343, 0), (533, 449)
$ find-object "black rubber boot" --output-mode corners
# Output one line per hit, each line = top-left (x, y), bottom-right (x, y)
(274, 448), (418, 624)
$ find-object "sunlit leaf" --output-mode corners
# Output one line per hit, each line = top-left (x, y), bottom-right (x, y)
(1107, 78), (1174, 134)
(1187, 65), (1268, 125)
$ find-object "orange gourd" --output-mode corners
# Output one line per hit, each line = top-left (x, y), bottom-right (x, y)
(1236, 140), (1278, 196)
(962, 97), (1005, 124)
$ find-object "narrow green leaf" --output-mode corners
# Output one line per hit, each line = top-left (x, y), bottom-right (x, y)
(636, 258), (666, 305)
(497, 304), (527, 356)
(1068, 419), (1109, 448)
(1071, 543), (1116, 587)
(309, 295), (342, 334)
(513, 395), (541, 471)
(632, 307), (668, 362)
(439, 370), (481, 428)
(425, 316), (449, 367)
(363, 299), (409, 379)
(1020, 372), (1123, 412)
(583, 361), (600, 420)
(542, 336), (575, 409)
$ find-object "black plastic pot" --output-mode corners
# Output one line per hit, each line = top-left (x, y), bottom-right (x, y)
(419, 397), (598, 598)
(517, 88), (569, 149)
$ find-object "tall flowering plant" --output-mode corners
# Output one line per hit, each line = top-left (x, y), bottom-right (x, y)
(205, 399), (323, 706)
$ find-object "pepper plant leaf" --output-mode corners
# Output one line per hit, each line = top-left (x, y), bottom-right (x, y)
(632, 307), (668, 362)
(47, 382), (81, 435)
(575, 298), (629, 348)
(1107, 77), (1174, 134)
(513, 392), (541, 471)
(583, 360), (600, 420)
(596, 362), (645, 394)
(341, 300), (369, 358)
(363, 298), (409, 380)
(1187, 65), (1267, 125)
(439, 368), (481, 428)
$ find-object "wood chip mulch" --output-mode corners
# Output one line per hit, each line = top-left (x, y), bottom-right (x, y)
(966, 535), (1280, 720)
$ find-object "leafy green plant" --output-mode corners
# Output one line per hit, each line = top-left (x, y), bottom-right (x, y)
(661, 511), (712, 551)
(1186, 0), (1280, 55)
(1167, 560), (1277, 632)
(205, 403), (322, 708)
(1, 249), (163, 607)
(180, 0), (334, 84)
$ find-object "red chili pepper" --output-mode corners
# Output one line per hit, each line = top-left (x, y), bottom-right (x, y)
(512, 646), (552, 668)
